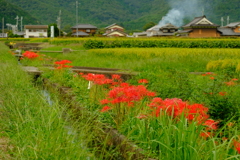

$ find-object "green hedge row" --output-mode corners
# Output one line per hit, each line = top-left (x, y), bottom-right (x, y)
(83, 39), (240, 49)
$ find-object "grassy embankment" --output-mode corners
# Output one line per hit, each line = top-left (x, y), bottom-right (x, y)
(0, 42), (109, 159)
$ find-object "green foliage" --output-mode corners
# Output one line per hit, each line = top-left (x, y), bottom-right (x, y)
(47, 23), (59, 37)
(5, 0), (240, 31)
(143, 21), (156, 31)
(0, 0), (39, 27)
(83, 39), (240, 49)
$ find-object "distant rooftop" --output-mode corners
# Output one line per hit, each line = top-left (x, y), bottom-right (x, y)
(182, 15), (219, 28)
(226, 22), (240, 28)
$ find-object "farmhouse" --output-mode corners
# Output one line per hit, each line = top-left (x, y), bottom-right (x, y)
(133, 23), (178, 37)
(71, 24), (97, 37)
(103, 23), (128, 37)
(178, 15), (220, 38)
(24, 25), (48, 38)
(218, 22), (240, 36)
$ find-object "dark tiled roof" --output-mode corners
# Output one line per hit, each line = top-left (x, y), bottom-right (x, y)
(71, 24), (97, 29)
(24, 25), (48, 29)
(160, 23), (179, 29)
(226, 22), (240, 28)
(217, 28), (240, 36)
(182, 15), (219, 28)
(72, 31), (89, 36)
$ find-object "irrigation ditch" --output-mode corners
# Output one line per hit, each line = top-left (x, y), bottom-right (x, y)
(24, 65), (157, 160)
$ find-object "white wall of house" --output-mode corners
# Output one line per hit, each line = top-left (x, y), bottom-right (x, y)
(24, 29), (48, 38)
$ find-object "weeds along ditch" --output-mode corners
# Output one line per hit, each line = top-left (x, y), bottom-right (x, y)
(5, 39), (240, 159)
(0, 43), (127, 159)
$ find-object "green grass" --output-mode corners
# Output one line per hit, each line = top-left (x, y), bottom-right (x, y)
(0, 42), (104, 159)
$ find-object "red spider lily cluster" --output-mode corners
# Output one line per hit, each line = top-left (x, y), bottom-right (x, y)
(100, 83), (156, 107)
(54, 60), (73, 69)
(22, 51), (39, 59)
(148, 97), (218, 130)
(224, 78), (238, 86)
(81, 73), (123, 86)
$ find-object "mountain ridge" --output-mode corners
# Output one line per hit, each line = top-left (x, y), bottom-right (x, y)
(2, 0), (240, 32)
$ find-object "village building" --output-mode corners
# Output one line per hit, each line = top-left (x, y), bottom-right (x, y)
(71, 24), (97, 37)
(133, 23), (178, 37)
(177, 15), (220, 38)
(217, 22), (240, 36)
(103, 23), (128, 37)
(24, 25), (48, 38)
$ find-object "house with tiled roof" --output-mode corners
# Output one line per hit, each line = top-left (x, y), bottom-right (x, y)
(71, 24), (97, 37)
(177, 15), (221, 37)
(24, 25), (48, 38)
(218, 22), (240, 36)
(103, 23), (127, 37)
(133, 23), (178, 37)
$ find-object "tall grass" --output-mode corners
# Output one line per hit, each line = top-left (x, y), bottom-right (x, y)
(0, 42), (100, 159)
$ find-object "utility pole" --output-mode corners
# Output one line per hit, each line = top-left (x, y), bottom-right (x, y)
(227, 16), (230, 25)
(76, 1), (78, 37)
(2, 18), (4, 35)
(57, 10), (61, 37)
(20, 17), (23, 32)
(221, 17), (224, 27)
(202, 8), (205, 16)
(15, 15), (19, 32)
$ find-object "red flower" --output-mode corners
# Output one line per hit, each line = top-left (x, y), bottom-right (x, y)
(138, 79), (149, 84)
(210, 77), (215, 80)
(233, 140), (240, 154)
(219, 92), (227, 96)
(232, 78), (238, 81)
(137, 114), (148, 119)
(203, 119), (218, 130)
(100, 99), (109, 105)
(112, 74), (121, 80)
(100, 106), (111, 112)
(200, 131), (212, 139)
(22, 51), (39, 59)
(225, 81), (235, 86)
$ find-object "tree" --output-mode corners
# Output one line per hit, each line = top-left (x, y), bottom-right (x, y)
(143, 22), (156, 31)
(47, 23), (59, 37)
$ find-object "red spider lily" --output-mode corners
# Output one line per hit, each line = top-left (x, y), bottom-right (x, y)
(81, 73), (122, 86)
(218, 92), (225, 96)
(206, 72), (213, 75)
(203, 119), (218, 130)
(210, 77), (215, 80)
(22, 51), (39, 59)
(100, 99), (109, 105)
(112, 74), (121, 80)
(137, 114), (148, 119)
(54, 60), (73, 69)
(100, 106), (111, 112)
(55, 60), (72, 65)
(101, 84), (156, 106)
(233, 140), (240, 154)
(200, 131), (212, 139)
(232, 78), (238, 81)
(138, 79), (149, 84)
(225, 81), (235, 86)
(148, 98), (209, 123)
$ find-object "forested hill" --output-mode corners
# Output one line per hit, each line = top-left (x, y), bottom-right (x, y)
(0, 0), (39, 28)
(2, 0), (240, 31)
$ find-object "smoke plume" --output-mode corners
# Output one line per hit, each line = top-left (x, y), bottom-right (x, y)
(158, 0), (204, 27)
